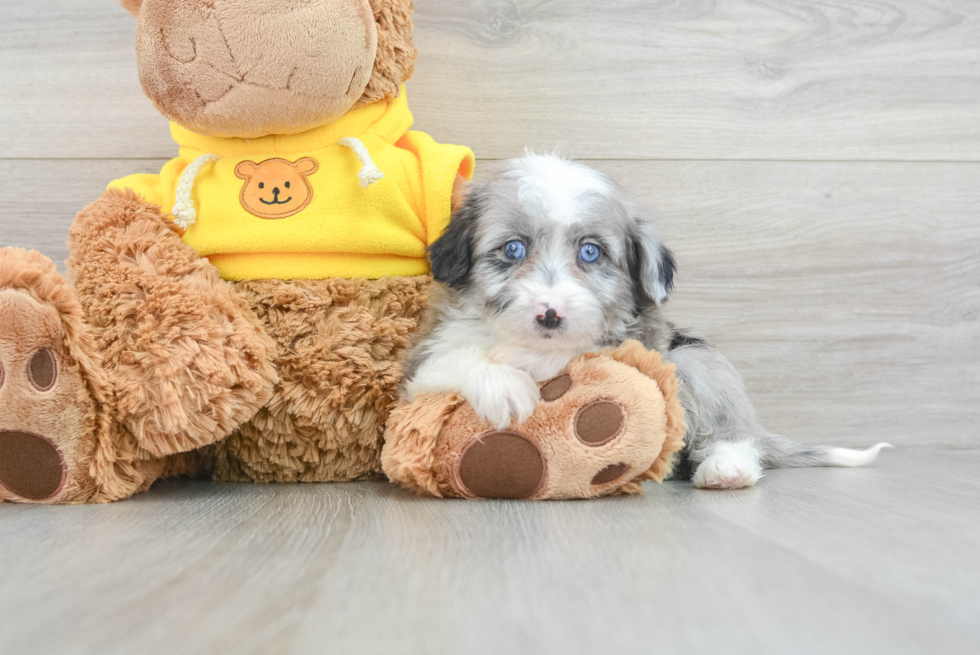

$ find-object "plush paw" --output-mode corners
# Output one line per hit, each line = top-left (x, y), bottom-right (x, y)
(453, 397), (633, 500)
(445, 353), (682, 499)
(693, 442), (763, 489)
(465, 365), (541, 430)
(0, 286), (96, 503)
(384, 344), (686, 500)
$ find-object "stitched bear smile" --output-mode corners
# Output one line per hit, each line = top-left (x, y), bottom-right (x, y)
(259, 195), (293, 205)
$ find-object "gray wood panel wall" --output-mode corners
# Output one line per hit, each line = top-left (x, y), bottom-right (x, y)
(0, 0), (977, 448)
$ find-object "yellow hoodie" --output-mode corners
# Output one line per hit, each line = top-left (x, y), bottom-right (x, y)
(109, 89), (474, 281)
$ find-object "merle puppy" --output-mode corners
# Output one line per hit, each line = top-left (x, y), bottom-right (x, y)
(402, 154), (889, 488)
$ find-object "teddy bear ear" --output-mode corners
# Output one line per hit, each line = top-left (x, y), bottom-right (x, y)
(119, 0), (143, 18)
(295, 158), (319, 176)
(359, 0), (418, 105)
(235, 161), (258, 180)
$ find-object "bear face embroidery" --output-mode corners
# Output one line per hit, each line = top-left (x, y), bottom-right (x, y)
(235, 157), (319, 219)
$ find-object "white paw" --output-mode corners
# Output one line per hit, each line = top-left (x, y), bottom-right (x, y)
(466, 365), (541, 430)
(693, 442), (763, 489)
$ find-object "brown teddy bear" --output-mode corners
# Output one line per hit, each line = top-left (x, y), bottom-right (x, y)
(0, 0), (474, 504)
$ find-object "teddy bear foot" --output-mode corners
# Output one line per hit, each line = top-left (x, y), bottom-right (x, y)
(0, 250), (102, 504)
(451, 397), (638, 499)
(383, 342), (689, 500)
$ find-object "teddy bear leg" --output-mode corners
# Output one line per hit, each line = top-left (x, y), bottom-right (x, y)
(0, 248), (153, 504)
(385, 343), (688, 500)
(66, 189), (278, 458)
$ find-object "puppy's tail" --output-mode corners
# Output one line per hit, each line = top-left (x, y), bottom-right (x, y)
(761, 433), (893, 469)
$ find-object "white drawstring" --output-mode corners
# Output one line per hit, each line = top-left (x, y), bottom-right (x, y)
(171, 153), (220, 229)
(338, 137), (385, 188)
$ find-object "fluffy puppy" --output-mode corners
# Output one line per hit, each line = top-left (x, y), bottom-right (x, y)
(402, 154), (890, 489)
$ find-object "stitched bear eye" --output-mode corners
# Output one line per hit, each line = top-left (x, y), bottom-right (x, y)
(258, 182), (264, 189)
(579, 243), (601, 263)
(504, 240), (527, 260)
(285, 181), (291, 189)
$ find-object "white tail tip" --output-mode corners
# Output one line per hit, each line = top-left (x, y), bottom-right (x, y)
(825, 442), (894, 467)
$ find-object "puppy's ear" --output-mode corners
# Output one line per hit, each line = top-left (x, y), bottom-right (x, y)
(628, 216), (676, 309)
(428, 189), (482, 289)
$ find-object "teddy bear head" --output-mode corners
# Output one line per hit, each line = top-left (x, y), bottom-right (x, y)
(120, 0), (417, 138)
(234, 157), (319, 219)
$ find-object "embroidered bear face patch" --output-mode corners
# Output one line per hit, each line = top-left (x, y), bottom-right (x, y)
(235, 157), (319, 219)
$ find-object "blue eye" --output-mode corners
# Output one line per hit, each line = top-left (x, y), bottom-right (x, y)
(579, 243), (601, 263)
(504, 240), (527, 260)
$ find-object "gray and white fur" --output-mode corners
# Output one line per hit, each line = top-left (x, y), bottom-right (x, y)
(402, 154), (890, 489)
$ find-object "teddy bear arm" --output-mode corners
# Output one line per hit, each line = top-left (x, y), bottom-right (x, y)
(66, 189), (278, 458)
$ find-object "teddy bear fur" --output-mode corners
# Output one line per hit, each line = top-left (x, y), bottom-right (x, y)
(0, 0), (431, 504)
(382, 341), (687, 500)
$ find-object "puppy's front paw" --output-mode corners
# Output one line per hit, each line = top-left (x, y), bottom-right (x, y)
(693, 442), (763, 489)
(466, 366), (541, 430)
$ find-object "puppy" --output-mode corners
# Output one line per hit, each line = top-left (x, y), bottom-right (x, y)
(402, 154), (890, 489)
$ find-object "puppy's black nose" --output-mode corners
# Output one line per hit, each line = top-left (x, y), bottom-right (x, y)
(536, 308), (562, 329)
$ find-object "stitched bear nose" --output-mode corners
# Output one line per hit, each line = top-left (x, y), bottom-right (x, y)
(536, 308), (562, 329)
(272, 187), (281, 196)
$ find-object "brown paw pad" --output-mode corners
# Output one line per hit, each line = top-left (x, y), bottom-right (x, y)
(540, 374), (572, 402)
(591, 463), (631, 485)
(574, 400), (626, 446)
(0, 430), (67, 501)
(28, 348), (57, 391)
(457, 431), (546, 499)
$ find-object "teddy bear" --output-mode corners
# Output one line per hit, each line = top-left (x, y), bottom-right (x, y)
(0, 0), (474, 504)
(234, 158), (321, 219)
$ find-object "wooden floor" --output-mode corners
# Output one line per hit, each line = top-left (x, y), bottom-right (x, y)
(1, 1), (979, 653)
(0, 450), (976, 654)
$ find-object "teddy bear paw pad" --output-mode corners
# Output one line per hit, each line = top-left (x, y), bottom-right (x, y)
(591, 463), (631, 486)
(456, 431), (546, 499)
(0, 430), (66, 501)
(574, 400), (626, 446)
(540, 374), (573, 402)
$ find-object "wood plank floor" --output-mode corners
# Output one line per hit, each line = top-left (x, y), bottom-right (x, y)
(0, 451), (977, 654)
